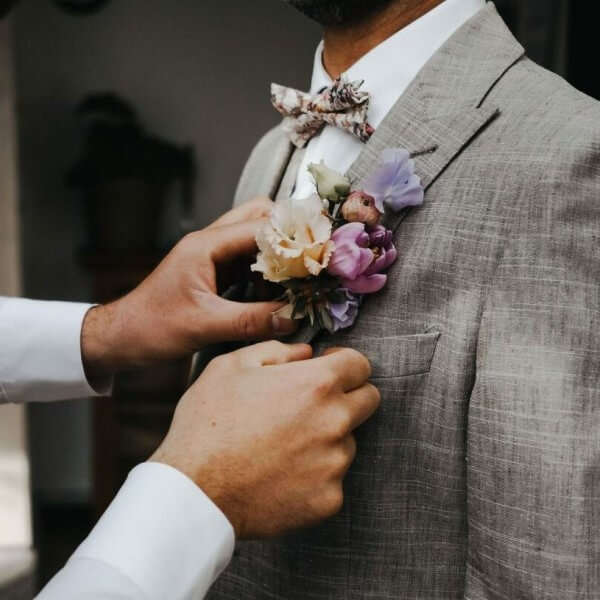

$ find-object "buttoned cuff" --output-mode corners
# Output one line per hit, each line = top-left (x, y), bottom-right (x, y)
(0, 298), (111, 403)
(72, 462), (235, 600)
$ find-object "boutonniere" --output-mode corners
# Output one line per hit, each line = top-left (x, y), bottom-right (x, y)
(251, 148), (424, 333)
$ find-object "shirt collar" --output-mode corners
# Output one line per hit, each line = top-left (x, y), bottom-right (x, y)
(309, 0), (486, 127)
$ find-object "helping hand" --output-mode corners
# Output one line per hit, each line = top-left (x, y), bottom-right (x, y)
(81, 198), (294, 379)
(150, 341), (380, 538)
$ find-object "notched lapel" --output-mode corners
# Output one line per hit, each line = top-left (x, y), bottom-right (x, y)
(347, 3), (524, 233)
(386, 104), (500, 232)
(233, 125), (294, 206)
(288, 4), (524, 345)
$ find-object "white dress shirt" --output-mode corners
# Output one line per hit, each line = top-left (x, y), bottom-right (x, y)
(0, 297), (234, 599)
(293, 0), (486, 199)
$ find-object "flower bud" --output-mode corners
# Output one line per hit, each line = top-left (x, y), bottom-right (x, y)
(340, 191), (381, 228)
(307, 160), (351, 203)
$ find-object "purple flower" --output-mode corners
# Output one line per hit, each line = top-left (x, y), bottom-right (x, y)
(328, 289), (361, 332)
(327, 222), (397, 294)
(360, 148), (424, 212)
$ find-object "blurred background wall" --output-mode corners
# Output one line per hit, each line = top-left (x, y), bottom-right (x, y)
(0, 16), (35, 599)
(14, 0), (320, 505)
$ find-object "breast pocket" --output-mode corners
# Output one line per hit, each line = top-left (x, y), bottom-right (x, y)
(321, 330), (441, 380)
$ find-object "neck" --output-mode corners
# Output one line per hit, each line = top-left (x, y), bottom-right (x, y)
(322, 0), (445, 78)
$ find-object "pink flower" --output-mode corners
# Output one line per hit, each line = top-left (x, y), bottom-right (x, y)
(340, 191), (382, 228)
(327, 223), (397, 294)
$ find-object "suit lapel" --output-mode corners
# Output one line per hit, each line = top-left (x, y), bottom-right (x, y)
(233, 126), (294, 206)
(289, 3), (524, 344)
(275, 147), (306, 203)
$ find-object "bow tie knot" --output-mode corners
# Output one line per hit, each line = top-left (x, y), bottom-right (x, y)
(271, 76), (375, 148)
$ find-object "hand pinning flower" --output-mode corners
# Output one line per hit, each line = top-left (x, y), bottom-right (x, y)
(251, 147), (420, 334)
(360, 148), (424, 212)
(307, 160), (351, 203)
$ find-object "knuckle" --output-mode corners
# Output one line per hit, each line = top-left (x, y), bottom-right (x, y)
(330, 408), (352, 439)
(249, 196), (273, 215)
(351, 350), (372, 380)
(208, 353), (231, 372)
(346, 435), (357, 461)
(322, 485), (344, 517)
(311, 371), (337, 400)
(234, 308), (259, 339)
(342, 348), (371, 375)
(310, 485), (344, 519)
(255, 339), (286, 360)
(179, 231), (202, 253)
(263, 339), (286, 353)
(365, 382), (381, 406)
(368, 383), (381, 407)
(323, 365), (341, 388)
(330, 443), (354, 476)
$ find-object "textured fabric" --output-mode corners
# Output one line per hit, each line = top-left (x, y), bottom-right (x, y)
(38, 463), (235, 600)
(209, 4), (600, 600)
(271, 77), (374, 148)
(211, 3), (600, 599)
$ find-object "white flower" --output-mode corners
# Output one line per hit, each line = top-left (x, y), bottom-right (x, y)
(307, 160), (351, 203)
(251, 195), (335, 283)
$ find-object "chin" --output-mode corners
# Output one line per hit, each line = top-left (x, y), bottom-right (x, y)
(284, 0), (397, 27)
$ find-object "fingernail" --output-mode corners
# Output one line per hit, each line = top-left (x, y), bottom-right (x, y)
(271, 314), (297, 335)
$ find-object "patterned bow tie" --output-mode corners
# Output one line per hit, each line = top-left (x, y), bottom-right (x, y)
(271, 76), (375, 149)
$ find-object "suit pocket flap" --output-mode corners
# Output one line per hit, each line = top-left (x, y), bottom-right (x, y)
(343, 331), (440, 379)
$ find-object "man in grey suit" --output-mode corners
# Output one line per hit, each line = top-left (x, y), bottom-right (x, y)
(207, 0), (600, 598)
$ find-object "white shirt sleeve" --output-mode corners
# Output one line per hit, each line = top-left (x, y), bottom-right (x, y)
(37, 462), (235, 600)
(0, 297), (111, 403)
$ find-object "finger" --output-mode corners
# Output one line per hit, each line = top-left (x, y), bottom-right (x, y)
(210, 297), (298, 341)
(208, 218), (268, 265)
(321, 346), (343, 357)
(343, 383), (381, 431)
(231, 340), (313, 368)
(207, 197), (273, 230)
(319, 348), (372, 391)
(340, 435), (357, 467)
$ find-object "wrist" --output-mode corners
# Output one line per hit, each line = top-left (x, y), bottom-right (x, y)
(81, 303), (121, 381)
(148, 447), (243, 537)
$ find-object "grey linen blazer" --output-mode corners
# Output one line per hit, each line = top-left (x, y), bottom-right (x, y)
(207, 4), (600, 599)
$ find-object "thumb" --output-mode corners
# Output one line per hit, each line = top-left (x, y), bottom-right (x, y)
(210, 298), (299, 341)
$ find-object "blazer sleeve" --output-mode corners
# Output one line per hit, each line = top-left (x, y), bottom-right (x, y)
(466, 133), (600, 596)
(36, 463), (235, 600)
(0, 297), (110, 403)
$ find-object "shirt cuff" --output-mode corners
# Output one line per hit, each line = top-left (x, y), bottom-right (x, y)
(0, 298), (112, 403)
(72, 462), (235, 600)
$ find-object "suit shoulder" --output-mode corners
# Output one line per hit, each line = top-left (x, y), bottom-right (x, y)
(498, 58), (600, 135)
(233, 124), (290, 207)
(488, 58), (600, 180)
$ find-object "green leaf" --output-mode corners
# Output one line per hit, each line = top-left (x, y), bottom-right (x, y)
(319, 305), (335, 334)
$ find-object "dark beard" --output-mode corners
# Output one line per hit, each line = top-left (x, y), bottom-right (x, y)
(284, 0), (397, 26)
